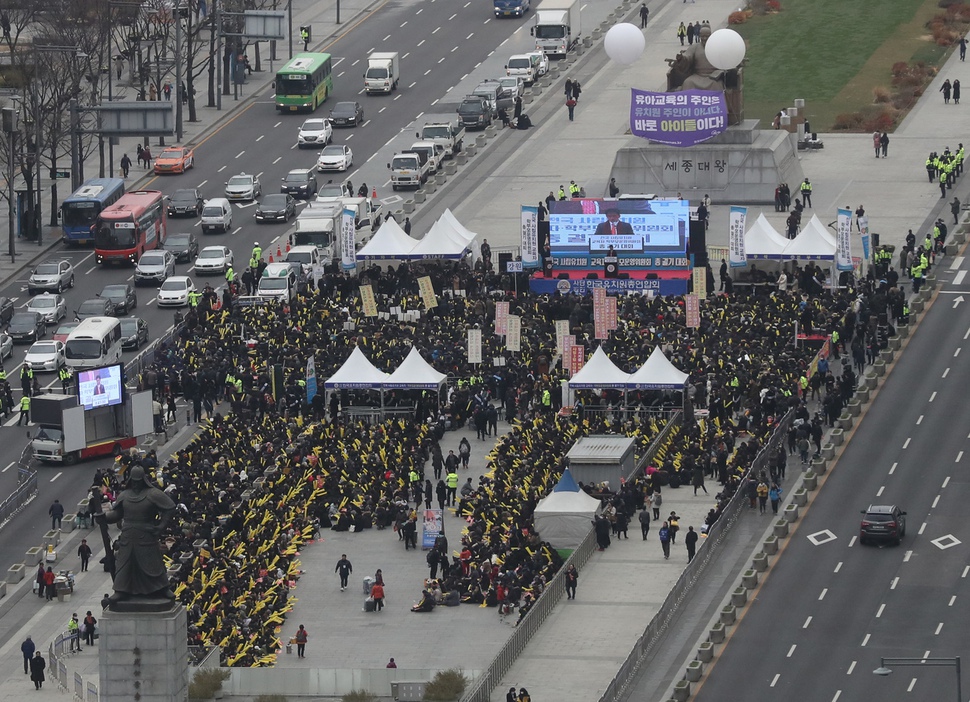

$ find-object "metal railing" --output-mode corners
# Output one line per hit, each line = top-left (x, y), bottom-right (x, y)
(0, 445), (38, 530)
(597, 409), (794, 702)
(460, 413), (682, 702)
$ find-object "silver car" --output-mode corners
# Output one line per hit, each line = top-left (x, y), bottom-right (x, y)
(225, 173), (261, 201)
(134, 250), (176, 286)
(194, 246), (233, 275)
(27, 260), (75, 295)
(24, 340), (66, 372)
(26, 293), (67, 325)
(0, 332), (11, 361)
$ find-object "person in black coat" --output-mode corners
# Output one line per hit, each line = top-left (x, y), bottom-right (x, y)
(30, 652), (46, 689)
(593, 514), (611, 550)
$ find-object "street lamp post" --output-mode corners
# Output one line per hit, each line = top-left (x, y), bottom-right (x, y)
(873, 656), (962, 702)
(2, 106), (19, 264)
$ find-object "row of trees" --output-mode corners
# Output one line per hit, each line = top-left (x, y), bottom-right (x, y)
(0, 0), (281, 238)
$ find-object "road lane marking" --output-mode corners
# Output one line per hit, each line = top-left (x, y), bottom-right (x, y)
(803, 616), (812, 628)
(918, 522), (927, 535)
(935, 622), (944, 635)
(955, 347), (962, 357)
(944, 474), (952, 486)
(273, 157), (282, 164)
(861, 633), (870, 646)
(1, 462), (13, 473)
(904, 549), (913, 561)
(438, 57), (445, 63)
(916, 414), (923, 425)
(146, 298), (156, 305)
(403, 52), (410, 59)
(198, 179), (208, 187)
(50, 471), (62, 482)
(943, 367), (950, 377)
(409, 81), (417, 88)
(964, 566), (970, 578)
(274, 121), (282, 128)
(891, 577), (898, 589)
(907, 678), (916, 692)
(877, 485), (884, 496)
(394, 94), (401, 100)
(466, 32), (474, 39)
(876, 604), (885, 618)
(424, 69), (431, 75)
(352, 58), (361, 65)
(218, 165), (226, 172)
(452, 46), (459, 52)
(256, 135), (264, 142)
(235, 151), (245, 158)
(932, 494), (940, 508)
(787, 644), (796, 657)
(949, 595), (956, 606)
(950, 256), (964, 269)
(401, 21), (408, 27)
(449, 12), (457, 19)
(417, 39), (425, 46)
(902, 437), (911, 449)
(770, 674), (779, 688)
(929, 391), (937, 402)
(955, 270), (967, 285)
(846, 661), (856, 675)
(848, 535), (857, 547)
(232, 227), (242, 235)
(831, 692), (841, 702)
(889, 462), (897, 475)
(379, 106), (387, 113)
(432, 26), (441, 33)
(86, 266), (96, 274)
(834, 561), (842, 573)
(383, 34), (391, 41)
(819, 588), (827, 600)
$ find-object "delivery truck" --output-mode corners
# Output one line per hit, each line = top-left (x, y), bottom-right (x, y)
(416, 118), (465, 159)
(531, 0), (581, 58)
(364, 52), (401, 94)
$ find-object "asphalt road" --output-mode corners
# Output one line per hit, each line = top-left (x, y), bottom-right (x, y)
(0, 0), (534, 588)
(692, 266), (970, 702)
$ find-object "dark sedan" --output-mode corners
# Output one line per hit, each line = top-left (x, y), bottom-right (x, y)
(100, 284), (138, 315)
(0, 296), (13, 326)
(163, 232), (200, 263)
(255, 193), (297, 222)
(119, 317), (150, 350)
(7, 311), (46, 343)
(329, 101), (364, 127)
(76, 298), (114, 320)
(167, 188), (204, 217)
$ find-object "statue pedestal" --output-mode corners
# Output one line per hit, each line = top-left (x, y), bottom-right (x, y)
(99, 603), (189, 702)
(612, 120), (805, 204)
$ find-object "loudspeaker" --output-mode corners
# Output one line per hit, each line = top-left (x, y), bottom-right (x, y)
(689, 218), (708, 268)
(497, 251), (512, 273)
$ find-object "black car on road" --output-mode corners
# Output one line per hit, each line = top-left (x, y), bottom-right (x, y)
(7, 311), (46, 343)
(167, 188), (205, 217)
(860, 504), (907, 546)
(120, 317), (150, 350)
(255, 193), (297, 222)
(99, 283), (138, 315)
(163, 232), (199, 263)
(329, 101), (364, 127)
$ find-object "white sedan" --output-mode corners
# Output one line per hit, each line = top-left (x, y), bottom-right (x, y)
(25, 293), (67, 325)
(24, 340), (66, 372)
(298, 118), (333, 148)
(194, 246), (234, 275)
(156, 276), (197, 307)
(317, 144), (354, 172)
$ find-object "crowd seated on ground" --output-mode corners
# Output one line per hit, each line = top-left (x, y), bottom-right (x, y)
(109, 257), (907, 665)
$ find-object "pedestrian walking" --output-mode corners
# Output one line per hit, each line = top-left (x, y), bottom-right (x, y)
(685, 526), (698, 563)
(68, 613), (82, 652)
(638, 508), (651, 540)
(29, 652), (45, 690)
(371, 581), (385, 611)
(872, 131), (881, 158)
(17, 394), (29, 426)
(954, 79), (961, 104)
(163, 82), (172, 100)
(572, 81), (582, 102)
(639, 3), (649, 27)
(564, 78), (573, 100)
(658, 522), (671, 559)
(757, 479), (769, 514)
(769, 483), (783, 514)
(294, 624), (308, 658)
(677, 22), (687, 44)
(21, 636), (34, 674)
(335, 554), (352, 591)
(120, 153), (132, 178)
(941, 78), (952, 104)
(668, 511), (680, 543)
(564, 564), (578, 599)
(953, 197), (961, 225)
(49, 499), (64, 530)
(77, 539), (91, 572)
(961, 36), (967, 61)
(35, 563), (45, 599)
(43, 567), (56, 601)
(651, 489), (662, 521)
(880, 132), (889, 157)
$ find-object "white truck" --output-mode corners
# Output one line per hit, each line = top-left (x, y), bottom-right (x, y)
(506, 51), (549, 85)
(364, 52), (400, 94)
(291, 202), (344, 261)
(410, 141), (446, 175)
(416, 119), (465, 159)
(388, 150), (431, 190)
(531, 0), (581, 58)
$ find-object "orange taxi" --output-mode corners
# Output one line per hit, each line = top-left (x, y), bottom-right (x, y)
(154, 146), (195, 174)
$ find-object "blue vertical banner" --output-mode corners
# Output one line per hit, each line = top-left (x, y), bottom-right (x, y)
(836, 208), (853, 271)
(729, 206), (747, 268)
(421, 509), (443, 549)
(306, 355), (317, 404)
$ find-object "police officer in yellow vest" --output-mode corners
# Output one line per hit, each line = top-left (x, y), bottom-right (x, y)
(20, 365), (32, 397)
(569, 181), (580, 198)
(911, 261), (923, 294)
(251, 244), (262, 262)
(59, 365), (72, 393)
(557, 186), (566, 201)
(225, 265), (235, 285)
(17, 395), (30, 426)
(301, 26), (310, 51)
(188, 290), (202, 308)
(800, 178), (812, 208)
(445, 469), (459, 506)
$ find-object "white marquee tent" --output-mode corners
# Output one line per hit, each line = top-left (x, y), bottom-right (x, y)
(383, 346), (448, 390)
(568, 347), (631, 389)
(627, 347), (689, 389)
(533, 468), (603, 550)
(409, 218), (474, 259)
(744, 213), (790, 260)
(323, 347), (390, 389)
(356, 218), (417, 260)
(782, 214), (836, 260)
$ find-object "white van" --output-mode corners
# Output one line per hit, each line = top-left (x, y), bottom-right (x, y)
(64, 317), (123, 370)
(201, 198), (233, 234)
(257, 262), (298, 303)
(285, 245), (321, 274)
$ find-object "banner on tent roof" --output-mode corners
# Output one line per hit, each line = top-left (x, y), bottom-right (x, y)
(836, 208), (853, 271)
(729, 206), (747, 268)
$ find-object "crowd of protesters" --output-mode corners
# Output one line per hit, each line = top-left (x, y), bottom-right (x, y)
(105, 254), (910, 664)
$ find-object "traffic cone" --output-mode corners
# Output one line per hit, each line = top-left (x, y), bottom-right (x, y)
(276, 244), (282, 258)
(268, 254), (274, 263)
(371, 187), (377, 200)
(285, 242), (291, 253)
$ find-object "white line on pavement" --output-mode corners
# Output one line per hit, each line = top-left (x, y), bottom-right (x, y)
(50, 471), (62, 482)
(1, 462), (13, 473)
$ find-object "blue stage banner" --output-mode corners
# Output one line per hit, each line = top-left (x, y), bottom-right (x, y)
(529, 277), (688, 296)
(630, 89), (728, 147)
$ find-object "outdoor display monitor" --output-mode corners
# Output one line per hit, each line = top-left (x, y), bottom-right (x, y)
(76, 364), (124, 410)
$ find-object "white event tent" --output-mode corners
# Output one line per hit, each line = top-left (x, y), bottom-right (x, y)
(383, 346), (448, 390)
(744, 214), (790, 260)
(568, 347), (631, 389)
(323, 347), (390, 389)
(628, 347), (690, 389)
(356, 218), (417, 260)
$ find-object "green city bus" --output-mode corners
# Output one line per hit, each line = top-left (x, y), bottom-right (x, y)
(275, 53), (334, 113)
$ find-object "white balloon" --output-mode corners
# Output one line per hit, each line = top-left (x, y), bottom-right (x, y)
(604, 23), (646, 66)
(704, 29), (746, 70)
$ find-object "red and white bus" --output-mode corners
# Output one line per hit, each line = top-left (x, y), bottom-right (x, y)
(94, 190), (167, 264)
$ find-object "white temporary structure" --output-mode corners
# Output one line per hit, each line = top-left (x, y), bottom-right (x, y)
(782, 214), (836, 260)
(744, 213), (790, 260)
(324, 347), (390, 389)
(383, 346), (448, 390)
(568, 346), (631, 389)
(533, 468), (603, 550)
(627, 347), (689, 389)
(409, 218), (474, 259)
(438, 208), (478, 244)
(356, 218), (417, 260)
